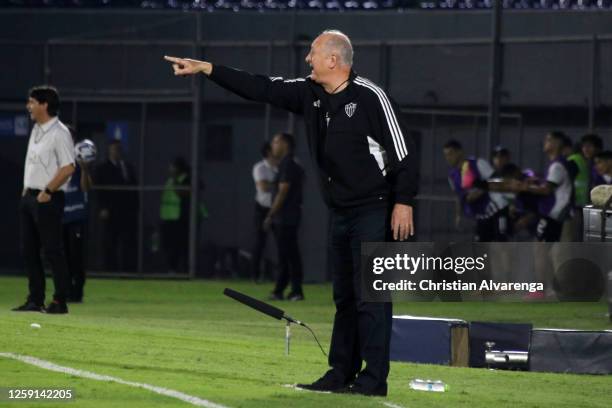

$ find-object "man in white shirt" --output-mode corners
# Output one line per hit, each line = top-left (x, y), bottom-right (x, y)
(12, 86), (75, 314)
(509, 131), (574, 300)
(510, 131), (573, 242)
(251, 141), (278, 282)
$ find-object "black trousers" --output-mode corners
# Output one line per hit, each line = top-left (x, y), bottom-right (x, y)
(161, 218), (189, 273)
(63, 221), (86, 299)
(475, 207), (509, 242)
(103, 213), (137, 272)
(251, 202), (270, 281)
(536, 216), (563, 242)
(20, 191), (70, 304)
(328, 203), (392, 390)
(272, 223), (303, 296)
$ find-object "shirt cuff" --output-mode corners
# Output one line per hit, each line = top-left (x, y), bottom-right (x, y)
(394, 193), (415, 207)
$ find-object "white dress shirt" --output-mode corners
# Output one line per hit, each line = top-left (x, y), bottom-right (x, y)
(252, 159), (278, 208)
(23, 117), (75, 192)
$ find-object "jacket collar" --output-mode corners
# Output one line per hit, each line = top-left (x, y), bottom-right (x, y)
(311, 70), (360, 110)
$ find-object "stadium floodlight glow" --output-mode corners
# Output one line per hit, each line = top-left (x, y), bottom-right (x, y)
(223, 288), (326, 357)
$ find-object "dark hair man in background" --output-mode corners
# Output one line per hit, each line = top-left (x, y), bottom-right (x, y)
(94, 139), (138, 272)
(13, 86), (75, 314)
(251, 141), (278, 282)
(164, 28), (418, 396)
(491, 146), (511, 176)
(265, 133), (305, 301)
(594, 150), (612, 185)
(581, 133), (603, 193)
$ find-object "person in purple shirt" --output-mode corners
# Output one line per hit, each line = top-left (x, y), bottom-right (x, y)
(509, 131), (574, 300)
(443, 139), (509, 242)
(510, 131), (573, 243)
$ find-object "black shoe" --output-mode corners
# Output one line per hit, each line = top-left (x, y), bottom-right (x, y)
(46, 300), (68, 314)
(296, 370), (347, 393)
(268, 293), (283, 301)
(337, 382), (388, 397)
(11, 301), (45, 313)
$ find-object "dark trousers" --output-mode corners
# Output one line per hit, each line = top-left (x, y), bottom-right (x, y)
(272, 223), (303, 296)
(251, 202), (270, 281)
(20, 191), (70, 304)
(475, 207), (509, 242)
(63, 221), (86, 300)
(328, 203), (392, 390)
(161, 218), (189, 273)
(103, 214), (137, 272)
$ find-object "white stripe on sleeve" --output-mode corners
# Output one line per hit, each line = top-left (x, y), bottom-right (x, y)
(355, 77), (408, 160)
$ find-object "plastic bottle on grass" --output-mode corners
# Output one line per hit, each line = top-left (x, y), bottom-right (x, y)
(409, 379), (448, 392)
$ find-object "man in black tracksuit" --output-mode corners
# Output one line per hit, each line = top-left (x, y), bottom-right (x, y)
(165, 29), (418, 397)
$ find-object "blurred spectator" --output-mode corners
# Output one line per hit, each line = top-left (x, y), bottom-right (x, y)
(94, 139), (138, 272)
(508, 131), (573, 243)
(159, 157), (191, 273)
(508, 132), (573, 300)
(63, 126), (93, 302)
(567, 138), (589, 208)
(265, 133), (305, 301)
(498, 163), (539, 239)
(560, 135), (578, 181)
(594, 150), (612, 185)
(559, 134), (580, 241)
(563, 133), (595, 242)
(443, 139), (509, 242)
(251, 141), (278, 282)
(491, 145), (511, 176)
(581, 133), (603, 193)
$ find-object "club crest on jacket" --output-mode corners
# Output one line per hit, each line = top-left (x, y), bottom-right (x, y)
(345, 102), (357, 118)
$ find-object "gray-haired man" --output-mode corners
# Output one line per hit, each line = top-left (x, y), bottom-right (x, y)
(164, 29), (418, 396)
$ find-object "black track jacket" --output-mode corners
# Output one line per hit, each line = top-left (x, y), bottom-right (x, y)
(209, 65), (418, 209)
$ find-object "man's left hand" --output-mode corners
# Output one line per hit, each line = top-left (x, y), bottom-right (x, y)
(391, 203), (414, 241)
(263, 215), (273, 231)
(36, 191), (51, 203)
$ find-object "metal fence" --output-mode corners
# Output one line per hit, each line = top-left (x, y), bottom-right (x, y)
(2, 11), (612, 276)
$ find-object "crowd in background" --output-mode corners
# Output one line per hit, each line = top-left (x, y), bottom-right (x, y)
(443, 132), (612, 244)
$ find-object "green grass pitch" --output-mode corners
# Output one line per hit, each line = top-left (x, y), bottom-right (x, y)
(1, 276), (611, 407)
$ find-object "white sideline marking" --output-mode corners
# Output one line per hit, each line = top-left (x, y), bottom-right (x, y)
(382, 403), (406, 408)
(0, 352), (228, 408)
(283, 383), (332, 394)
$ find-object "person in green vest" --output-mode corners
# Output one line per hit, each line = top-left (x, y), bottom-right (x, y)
(564, 134), (602, 241)
(160, 157), (191, 273)
(567, 146), (589, 208)
(568, 134), (602, 207)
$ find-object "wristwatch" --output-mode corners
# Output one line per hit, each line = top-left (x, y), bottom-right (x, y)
(44, 187), (53, 195)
